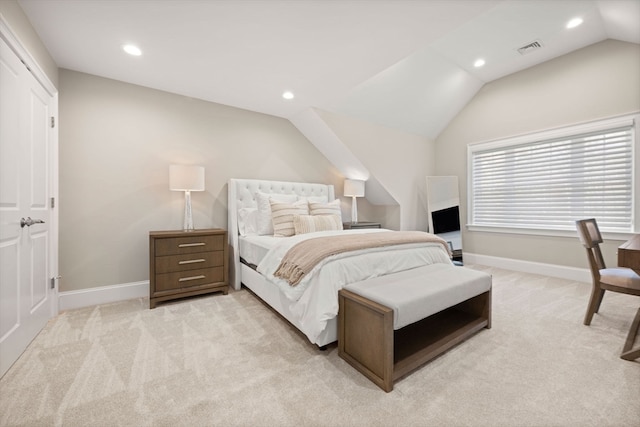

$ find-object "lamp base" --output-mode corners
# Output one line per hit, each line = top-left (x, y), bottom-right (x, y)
(351, 196), (358, 224)
(183, 190), (194, 231)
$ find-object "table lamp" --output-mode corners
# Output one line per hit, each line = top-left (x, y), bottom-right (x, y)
(344, 179), (365, 223)
(170, 165), (205, 231)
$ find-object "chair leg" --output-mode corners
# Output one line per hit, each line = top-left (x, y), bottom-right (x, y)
(594, 288), (605, 314)
(620, 307), (640, 361)
(584, 285), (605, 326)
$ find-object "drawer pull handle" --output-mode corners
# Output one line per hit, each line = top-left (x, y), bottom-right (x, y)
(178, 259), (205, 265)
(178, 275), (206, 282)
(178, 242), (206, 248)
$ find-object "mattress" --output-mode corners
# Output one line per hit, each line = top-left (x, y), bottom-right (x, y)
(238, 235), (280, 266)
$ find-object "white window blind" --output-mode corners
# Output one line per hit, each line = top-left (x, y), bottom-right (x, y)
(469, 119), (635, 233)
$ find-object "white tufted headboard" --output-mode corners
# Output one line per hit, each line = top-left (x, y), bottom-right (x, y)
(227, 179), (335, 290)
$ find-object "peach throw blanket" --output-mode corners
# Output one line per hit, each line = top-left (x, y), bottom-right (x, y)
(274, 231), (451, 286)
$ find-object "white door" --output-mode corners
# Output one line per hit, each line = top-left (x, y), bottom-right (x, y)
(0, 37), (56, 377)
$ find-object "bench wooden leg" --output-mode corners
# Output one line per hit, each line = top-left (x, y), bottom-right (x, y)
(339, 289), (394, 392)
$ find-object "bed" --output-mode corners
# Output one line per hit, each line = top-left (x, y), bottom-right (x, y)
(227, 178), (453, 347)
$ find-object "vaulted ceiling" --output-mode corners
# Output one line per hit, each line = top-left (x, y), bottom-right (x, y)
(18, 0), (640, 139)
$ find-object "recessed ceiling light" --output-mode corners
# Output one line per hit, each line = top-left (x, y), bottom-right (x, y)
(282, 91), (294, 100)
(474, 59), (486, 68)
(566, 17), (583, 29)
(123, 44), (142, 56)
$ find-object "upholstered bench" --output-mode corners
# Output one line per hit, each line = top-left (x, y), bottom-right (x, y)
(338, 263), (492, 392)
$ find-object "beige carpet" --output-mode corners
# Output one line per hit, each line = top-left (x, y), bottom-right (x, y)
(1, 265), (639, 427)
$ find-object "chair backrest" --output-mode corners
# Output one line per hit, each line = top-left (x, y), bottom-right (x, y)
(576, 218), (603, 248)
(576, 218), (606, 277)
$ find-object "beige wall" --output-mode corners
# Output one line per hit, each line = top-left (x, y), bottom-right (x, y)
(435, 39), (640, 269)
(317, 110), (435, 231)
(0, 0), (58, 87)
(59, 69), (342, 292)
(10, 0), (637, 289)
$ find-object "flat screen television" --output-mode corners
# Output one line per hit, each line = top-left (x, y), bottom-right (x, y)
(431, 205), (460, 234)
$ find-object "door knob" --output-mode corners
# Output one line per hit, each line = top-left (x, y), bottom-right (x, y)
(20, 217), (45, 228)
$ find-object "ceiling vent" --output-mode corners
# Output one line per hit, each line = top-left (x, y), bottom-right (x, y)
(517, 39), (544, 55)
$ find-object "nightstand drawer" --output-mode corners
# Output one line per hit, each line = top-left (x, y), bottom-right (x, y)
(343, 222), (381, 230)
(155, 234), (224, 256)
(155, 251), (224, 274)
(155, 266), (225, 292)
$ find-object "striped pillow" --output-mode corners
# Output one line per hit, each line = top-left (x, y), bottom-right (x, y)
(270, 199), (309, 237)
(309, 199), (342, 220)
(293, 214), (343, 235)
(256, 192), (297, 235)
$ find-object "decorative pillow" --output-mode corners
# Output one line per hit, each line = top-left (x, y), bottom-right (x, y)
(293, 214), (343, 235)
(270, 199), (309, 237)
(309, 199), (342, 220)
(255, 192), (297, 235)
(237, 208), (259, 236)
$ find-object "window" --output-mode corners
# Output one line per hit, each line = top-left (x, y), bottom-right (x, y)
(468, 115), (638, 234)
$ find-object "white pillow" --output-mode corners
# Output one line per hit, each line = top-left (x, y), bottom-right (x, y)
(238, 207), (259, 236)
(270, 199), (309, 237)
(255, 192), (297, 235)
(293, 214), (343, 235)
(309, 199), (342, 220)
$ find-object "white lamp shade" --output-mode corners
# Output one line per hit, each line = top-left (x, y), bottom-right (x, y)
(169, 165), (205, 191)
(344, 179), (365, 197)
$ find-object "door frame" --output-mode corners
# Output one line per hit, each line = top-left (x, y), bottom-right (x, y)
(0, 16), (59, 317)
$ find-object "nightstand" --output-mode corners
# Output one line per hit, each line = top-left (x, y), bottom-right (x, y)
(343, 222), (382, 230)
(149, 229), (228, 309)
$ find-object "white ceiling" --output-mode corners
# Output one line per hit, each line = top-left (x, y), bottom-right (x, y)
(17, 0), (640, 139)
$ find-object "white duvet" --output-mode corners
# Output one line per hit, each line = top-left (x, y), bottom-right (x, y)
(256, 229), (453, 343)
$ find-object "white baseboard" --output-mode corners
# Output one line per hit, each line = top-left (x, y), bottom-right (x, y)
(59, 281), (149, 311)
(464, 253), (591, 283)
(57, 255), (589, 311)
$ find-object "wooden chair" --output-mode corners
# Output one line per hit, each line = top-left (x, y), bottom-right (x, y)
(576, 219), (640, 360)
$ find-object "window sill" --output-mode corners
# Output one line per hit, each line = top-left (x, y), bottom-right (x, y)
(466, 224), (634, 242)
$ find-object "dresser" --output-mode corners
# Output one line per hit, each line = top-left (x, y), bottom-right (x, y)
(149, 229), (228, 309)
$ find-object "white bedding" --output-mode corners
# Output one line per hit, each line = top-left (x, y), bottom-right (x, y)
(256, 229), (453, 343)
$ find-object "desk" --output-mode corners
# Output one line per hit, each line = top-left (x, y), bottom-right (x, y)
(618, 234), (640, 274)
(617, 234), (640, 361)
